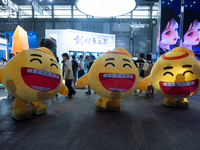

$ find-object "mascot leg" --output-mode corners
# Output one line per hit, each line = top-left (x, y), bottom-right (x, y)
(12, 98), (31, 120)
(95, 96), (109, 111)
(177, 98), (189, 108)
(30, 101), (47, 115)
(108, 99), (121, 111)
(163, 97), (177, 107)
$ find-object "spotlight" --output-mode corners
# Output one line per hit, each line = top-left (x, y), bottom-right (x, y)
(118, 23), (121, 28)
(129, 24), (133, 27)
(152, 21), (156, 24)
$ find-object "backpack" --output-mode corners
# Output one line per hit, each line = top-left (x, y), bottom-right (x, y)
(134, 60), (144, 77)
(146, 61), (153, 76)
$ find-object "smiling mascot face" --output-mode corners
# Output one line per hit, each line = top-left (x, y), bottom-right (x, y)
(88, 49), (140, 99)
(150, 47), (200, 99)
(2, 47), (62, 102)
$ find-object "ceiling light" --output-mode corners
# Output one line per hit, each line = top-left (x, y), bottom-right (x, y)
(75, 0), (137, 17)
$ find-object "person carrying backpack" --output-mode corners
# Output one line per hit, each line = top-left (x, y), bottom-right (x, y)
(142, 54), (154, 98)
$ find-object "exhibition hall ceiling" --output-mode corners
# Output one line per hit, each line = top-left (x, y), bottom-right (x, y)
(5, 0), (158, 6)
(0, 0), (158, 19)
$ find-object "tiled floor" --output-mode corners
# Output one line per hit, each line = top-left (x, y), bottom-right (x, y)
(0, 88), (200, 150)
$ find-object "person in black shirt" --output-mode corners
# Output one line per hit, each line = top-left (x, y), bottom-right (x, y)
(71, 55), (78, 86)
(85, 55), (95, 95)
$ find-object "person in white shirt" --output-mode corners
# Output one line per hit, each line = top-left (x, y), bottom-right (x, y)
(78, 55), (85, 78)
(62, 53), (76, 98)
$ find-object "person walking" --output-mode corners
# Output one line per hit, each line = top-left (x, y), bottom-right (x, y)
(62, 53), (76, 98)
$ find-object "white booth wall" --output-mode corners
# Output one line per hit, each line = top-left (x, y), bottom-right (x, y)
(45, 29), (115, 63)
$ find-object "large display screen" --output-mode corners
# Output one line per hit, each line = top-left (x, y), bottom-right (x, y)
(157, 0), (181, 56)
(181, 0), (200, 60)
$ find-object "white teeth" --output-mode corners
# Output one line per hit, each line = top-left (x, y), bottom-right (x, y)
(163, 81), (195, 87)
(109, 88), (127, 92)
(27, 69), (59, 79)
(103, 73), (133, 79)
(31, 86), (51, 91)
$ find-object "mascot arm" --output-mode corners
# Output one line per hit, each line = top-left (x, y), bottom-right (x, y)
(137, 78), (148, 91)
(143, 76), (151, 86)
(76, 73), (89, 87)
(59, 83), (69, 95)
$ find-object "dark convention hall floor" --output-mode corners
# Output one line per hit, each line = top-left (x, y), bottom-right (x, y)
(0, 87), (200, 150)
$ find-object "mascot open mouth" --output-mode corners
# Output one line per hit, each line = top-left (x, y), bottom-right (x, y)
(159, 79), (199, 97)
(21, 67), (61, 91)
(99, 73), (135, 92)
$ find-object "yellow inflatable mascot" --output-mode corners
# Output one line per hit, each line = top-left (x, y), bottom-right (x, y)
(77, 47), (147, 111)
(0, 47), (68, 120)
(143, 47), (200, 108)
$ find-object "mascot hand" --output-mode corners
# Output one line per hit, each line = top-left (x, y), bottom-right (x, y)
(59, 83), (69, 95)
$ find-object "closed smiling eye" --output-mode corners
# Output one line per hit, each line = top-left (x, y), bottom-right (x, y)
(105, 63), (115, 67)
(30, 58), (42, 64)
(50, 63), (58, 69)
(183, 70), (193, 76)
(123, 63), (132, 68)
(163, 72), (174, 76)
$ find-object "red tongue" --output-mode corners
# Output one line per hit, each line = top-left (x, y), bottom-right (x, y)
(159, 79), (199, 97)
(21, 67), (61, 91)
(99, 73), (135, 92)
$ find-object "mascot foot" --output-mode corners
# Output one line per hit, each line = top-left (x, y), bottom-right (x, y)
(12, 108), (31, 120)
(177, 98), (189, 108)
(108, 99), (121, 111)
(30, 102), (47, 115)
(95, 97), (109, 111)
(163, 97), (177, 107)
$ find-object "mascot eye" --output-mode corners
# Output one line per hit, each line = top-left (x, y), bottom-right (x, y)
(183, 70), (193, 76)
(123, 63), (132, 68)
(30, 58), (42, 64)
(163, 72), (174, 76)
(50, 63), (58, 69)
(105, 63), (115, 67)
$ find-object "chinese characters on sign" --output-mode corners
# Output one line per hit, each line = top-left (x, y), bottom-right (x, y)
(68, 30), (115, 52)
(73, 35), (109, 47)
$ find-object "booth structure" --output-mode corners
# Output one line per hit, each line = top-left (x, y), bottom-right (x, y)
(45, 29), (115, 61)
(0, 37), (8, 60)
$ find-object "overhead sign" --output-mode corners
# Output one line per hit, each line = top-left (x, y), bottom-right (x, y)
(32, 0), (43, 15)
(67, 29), (115, 52)
(7, 0), (18, 11)
(2, 0), (8, 5)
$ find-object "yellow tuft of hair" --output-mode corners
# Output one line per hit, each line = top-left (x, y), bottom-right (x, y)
(113, 47), (132, 58)
(34, 47), (56, 59)
(171, 47), (194, 55)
